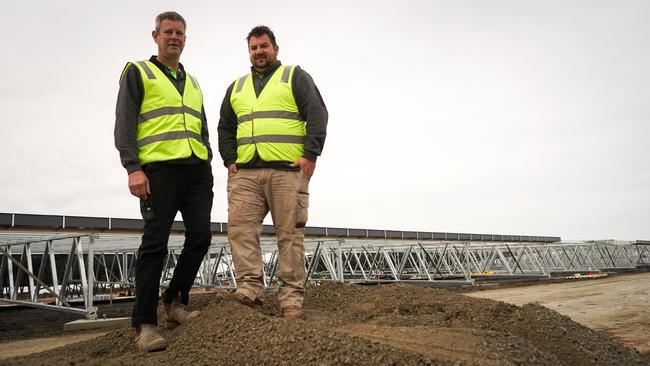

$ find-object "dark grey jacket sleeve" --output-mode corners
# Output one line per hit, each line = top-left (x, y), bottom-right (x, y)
(217, 82), (238, 167)
(114, 63), (143, 174)
(292, 66), (328, 161)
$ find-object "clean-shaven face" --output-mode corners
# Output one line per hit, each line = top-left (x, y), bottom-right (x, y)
(153, 19), (186, 59)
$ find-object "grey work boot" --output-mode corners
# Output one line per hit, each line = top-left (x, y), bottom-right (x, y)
(164, 297), (201, 329)
(135, 324), (167, 352)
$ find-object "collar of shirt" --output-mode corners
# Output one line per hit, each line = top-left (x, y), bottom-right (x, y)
(251, 60), (282, 78)
(149, 55), (185, 80)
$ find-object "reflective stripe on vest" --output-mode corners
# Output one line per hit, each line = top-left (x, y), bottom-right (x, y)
(230, 65), (305, 164)
(130, 60), (208, 165)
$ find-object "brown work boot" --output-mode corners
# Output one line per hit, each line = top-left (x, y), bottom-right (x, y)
(135, 324), (167, 352)
(281, 306), (304, 319)
(164, 297), (201, 329)
(219, 291), (264, 310)
(231, 291), (264, 310)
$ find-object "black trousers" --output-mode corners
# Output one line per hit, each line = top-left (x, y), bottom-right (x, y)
(131, 161), (213, 327)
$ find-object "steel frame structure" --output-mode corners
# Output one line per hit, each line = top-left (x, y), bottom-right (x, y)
(0, 234), (97, 318)
(2, 234), (648, 319)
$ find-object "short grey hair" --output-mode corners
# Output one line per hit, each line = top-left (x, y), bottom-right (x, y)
(155, 11), (186, 32)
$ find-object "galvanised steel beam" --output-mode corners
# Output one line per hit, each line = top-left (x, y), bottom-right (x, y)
(3, 233), (649, 319)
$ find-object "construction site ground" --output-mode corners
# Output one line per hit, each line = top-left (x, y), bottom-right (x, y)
(466, 271), (650, 353)
(1, 272), (649, 365)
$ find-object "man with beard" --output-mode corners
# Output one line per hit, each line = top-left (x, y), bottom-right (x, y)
(218, 25), (328, 319)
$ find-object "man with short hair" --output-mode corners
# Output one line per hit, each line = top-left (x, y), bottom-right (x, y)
(218, 25), (328, 319)
(114, 11), (213, 351)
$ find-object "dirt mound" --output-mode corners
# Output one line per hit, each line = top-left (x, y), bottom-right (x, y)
(4, 283), (648, 365)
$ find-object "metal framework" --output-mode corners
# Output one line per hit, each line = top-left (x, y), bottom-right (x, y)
(2, 233), (648, 319)
(0, 234), (97, 317)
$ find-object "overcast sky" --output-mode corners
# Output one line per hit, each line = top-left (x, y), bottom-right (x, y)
(1, 1), (648, 240)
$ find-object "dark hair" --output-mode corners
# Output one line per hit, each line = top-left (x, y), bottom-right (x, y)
(155, 11), (186, 32)
(246, 25), (277, 47)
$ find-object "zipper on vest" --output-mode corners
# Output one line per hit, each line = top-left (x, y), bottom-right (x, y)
(181, 87), (194, 157)
(251, 74), (261, 155)
(250, 107), (258, 155)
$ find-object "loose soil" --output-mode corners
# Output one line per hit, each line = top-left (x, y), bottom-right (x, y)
(467, 271), (650, 353)
(2, 280), (648, 365)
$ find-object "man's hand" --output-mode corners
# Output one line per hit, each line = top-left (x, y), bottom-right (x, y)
(228, 164), (238, 174)
(128, 171), (150, 200)
(289, 158), (316, 177)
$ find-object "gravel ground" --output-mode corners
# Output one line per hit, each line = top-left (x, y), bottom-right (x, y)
(2, 283), (649, 366)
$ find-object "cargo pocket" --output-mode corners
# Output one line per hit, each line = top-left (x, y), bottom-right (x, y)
(295, 192), (309, 229)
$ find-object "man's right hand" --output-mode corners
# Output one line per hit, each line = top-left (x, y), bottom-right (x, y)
(128, 171), (150, 200)
(228, 164), (238, 174)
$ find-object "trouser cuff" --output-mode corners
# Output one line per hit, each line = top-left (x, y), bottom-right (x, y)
(132, 316), (157, 328)
(163, 289), (189, 305)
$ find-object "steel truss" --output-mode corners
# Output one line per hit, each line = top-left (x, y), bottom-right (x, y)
(0, 234), (98, 318)
(2, 234), (648, 318)
(300, 240), (649, 283)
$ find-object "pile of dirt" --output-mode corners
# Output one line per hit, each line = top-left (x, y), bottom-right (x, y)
(4, 283), (649, 365)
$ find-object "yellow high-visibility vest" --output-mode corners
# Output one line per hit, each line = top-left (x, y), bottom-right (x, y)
(127, 60), (208, 165)
(230, 65), (305, 164)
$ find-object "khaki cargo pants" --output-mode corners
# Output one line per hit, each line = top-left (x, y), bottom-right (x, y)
(227, 168), (309, 309)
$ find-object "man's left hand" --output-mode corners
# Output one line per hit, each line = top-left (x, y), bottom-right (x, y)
(289, 158), (316, 177)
